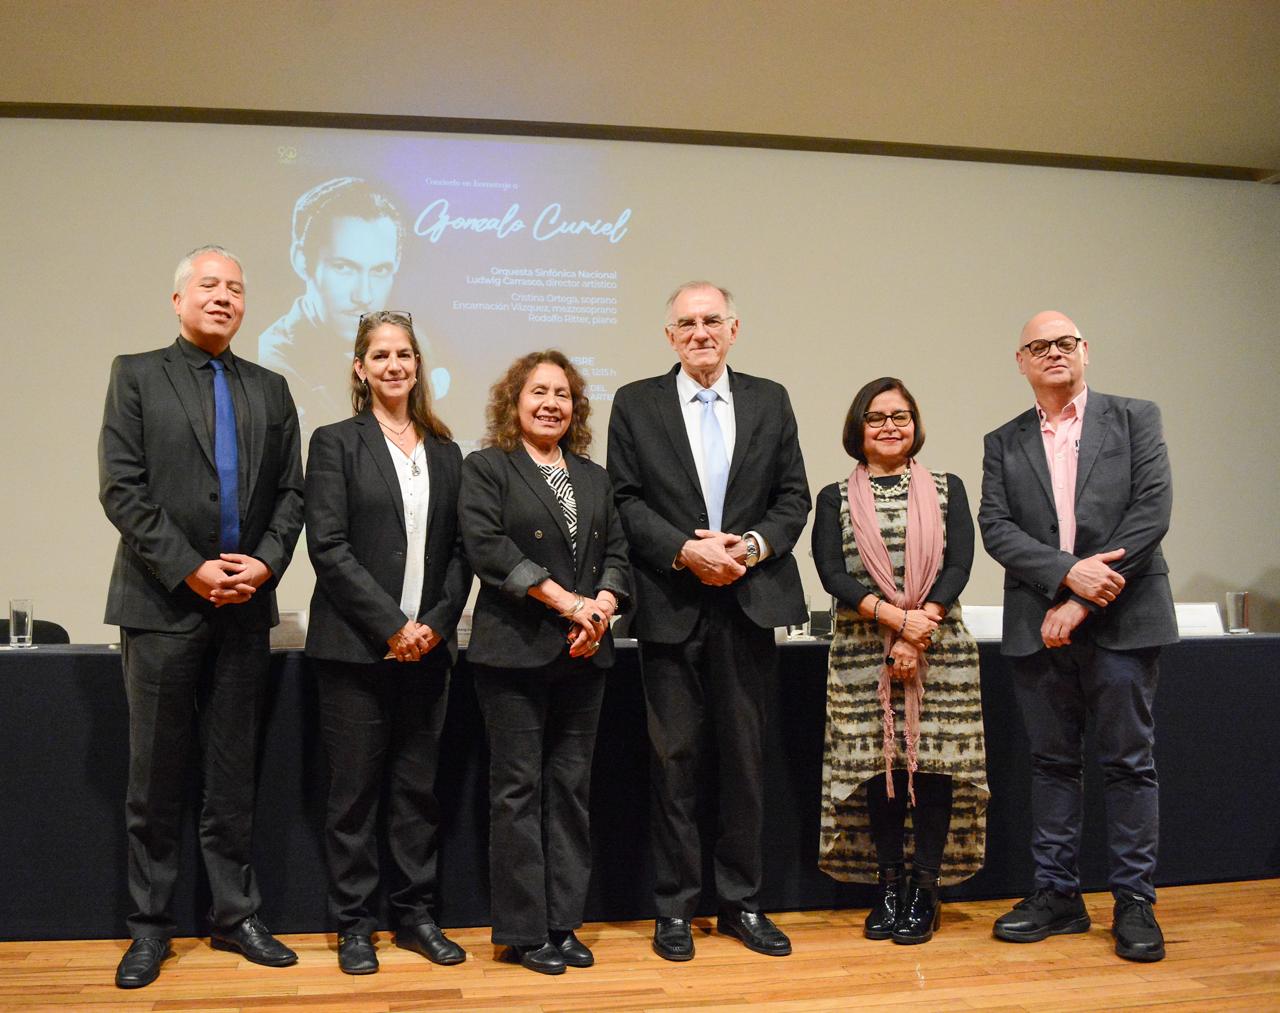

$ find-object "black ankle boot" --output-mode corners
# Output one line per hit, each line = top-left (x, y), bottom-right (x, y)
(892, 867), (941, 944)
(864, 863), (906, 940)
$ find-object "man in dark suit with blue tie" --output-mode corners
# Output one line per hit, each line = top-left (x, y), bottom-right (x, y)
(979, 310), (1177, 963)
(607, 282), (811, 961)
(99, 246), (304, 987)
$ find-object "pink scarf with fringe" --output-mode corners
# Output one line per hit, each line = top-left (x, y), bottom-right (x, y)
(847, 460), (944, 804)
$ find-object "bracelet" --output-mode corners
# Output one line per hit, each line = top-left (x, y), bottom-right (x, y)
(559, 596), (585, 619)
(872, 599), (883, 623)
(898, 608), (909, 635)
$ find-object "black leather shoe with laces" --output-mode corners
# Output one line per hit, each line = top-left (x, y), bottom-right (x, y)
(337, 933), (378, 975)
(1112, 893), (1165, 962)
(210, 915), (298, 966)
(993, 888), (1091, 943)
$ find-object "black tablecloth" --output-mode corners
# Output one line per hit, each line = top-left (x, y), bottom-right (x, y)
(2, 638), (1277, 940)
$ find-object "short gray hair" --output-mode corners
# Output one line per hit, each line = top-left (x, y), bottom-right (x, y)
(173, 245), (245, 295)
(665, 281), (737, 321)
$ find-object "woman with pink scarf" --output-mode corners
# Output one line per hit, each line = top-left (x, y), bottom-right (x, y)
(813, 377), (989, 945)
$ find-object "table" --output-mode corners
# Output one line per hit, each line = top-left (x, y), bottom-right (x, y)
(2, 638), (1277, 940)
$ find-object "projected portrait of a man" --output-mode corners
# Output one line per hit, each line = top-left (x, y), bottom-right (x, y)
(259, 176), (449, 439)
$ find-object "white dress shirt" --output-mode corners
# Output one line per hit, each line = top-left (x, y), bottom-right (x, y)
(385, 436), (431, 620)
(674, 367), (771, 560)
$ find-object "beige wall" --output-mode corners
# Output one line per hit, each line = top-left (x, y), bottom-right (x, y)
(1, 119), (1277, 640)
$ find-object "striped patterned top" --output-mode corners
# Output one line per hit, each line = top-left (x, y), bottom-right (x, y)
(537, 462), (578, 554)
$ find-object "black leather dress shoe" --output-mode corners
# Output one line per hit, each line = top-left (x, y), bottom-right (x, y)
(337, 933), (378, 975)
(653, 917), (694, 961)
(993, 888), (1090, 943)
(504, 942), (566, 975)
(550, 929), (594, 967)
(210, 915), (298, 966)
(115, 937), (170, 989)
(716, 909), (792, 956)
(1112, 894), (1165, 962)
(395, 920), (466, 965)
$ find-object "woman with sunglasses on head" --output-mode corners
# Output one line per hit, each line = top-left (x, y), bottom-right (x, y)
(811, 376), (989, 945)
(304, 310), (472, 975)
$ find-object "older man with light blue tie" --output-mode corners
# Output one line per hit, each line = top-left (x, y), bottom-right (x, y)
(608, 281), (811, 962)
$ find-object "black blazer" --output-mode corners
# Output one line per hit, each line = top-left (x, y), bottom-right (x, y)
(979, 390), (1178, 657)
(304, 412), (472, 666)
(459, 445), (631, 670)
(606, 364), (811, 643)
(99, 339), (304, 632)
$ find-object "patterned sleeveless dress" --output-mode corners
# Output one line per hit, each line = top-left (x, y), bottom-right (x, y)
(819, 469), (990, 885)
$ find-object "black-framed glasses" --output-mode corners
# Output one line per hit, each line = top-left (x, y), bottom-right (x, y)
(1020, 335), (1081, 358)
(864, 410), (913, 428)
(359, 309), (414, 326)
(667, 314), (736, 337)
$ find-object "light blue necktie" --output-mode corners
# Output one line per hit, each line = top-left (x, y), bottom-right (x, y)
(209, 358), (240, 552)
(695, 388), (728, 532)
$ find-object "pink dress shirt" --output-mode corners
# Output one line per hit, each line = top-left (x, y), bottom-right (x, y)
(1036, 387), (1088, 553)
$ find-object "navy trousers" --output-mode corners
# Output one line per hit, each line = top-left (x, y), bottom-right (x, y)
(1010, 638), (1161, 901)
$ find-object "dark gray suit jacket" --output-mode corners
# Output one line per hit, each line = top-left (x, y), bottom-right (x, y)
(606, 364), (811, 643)
(460, 445), (631, 670)
(303, 412), (472, 666)
(99, 338), (304, 632)
(979, 390), (1178, 657)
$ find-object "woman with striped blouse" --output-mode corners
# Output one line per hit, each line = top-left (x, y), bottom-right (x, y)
(459, 350), (631, 975)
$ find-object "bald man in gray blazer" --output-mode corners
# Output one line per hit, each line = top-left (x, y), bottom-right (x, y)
(979, 310), (1176, 964)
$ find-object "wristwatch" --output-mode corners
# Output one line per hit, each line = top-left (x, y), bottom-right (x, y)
(744, 534), (760, 568)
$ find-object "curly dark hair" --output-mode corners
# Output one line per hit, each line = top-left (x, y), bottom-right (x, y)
(483, 349), (592, 457)
(841, 376), (925, 463)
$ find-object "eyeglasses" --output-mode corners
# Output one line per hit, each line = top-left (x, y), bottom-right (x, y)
(359, 309), (413, 326)
(864, 410), (914, 428)
(667, 314), (736, 337)
(1019, 335), (1081, 358)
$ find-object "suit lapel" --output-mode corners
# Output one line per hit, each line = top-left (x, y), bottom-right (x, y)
(726, 367), (757, 493)
(511, 447), (575, 556)
(1074, 391), (1111, 499)
(355, 413), (406, 537)
(655, 367), (703, 493)
(565, 451), (596, 577)
(1014, 408), (1056, 509)
(161, 342), (215, 470)
(236, 353), (266, 506)
(422, 436), (451, 543)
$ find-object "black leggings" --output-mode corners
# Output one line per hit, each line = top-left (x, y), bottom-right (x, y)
(865, 770), (953, 872)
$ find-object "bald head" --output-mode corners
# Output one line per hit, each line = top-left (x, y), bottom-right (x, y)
(1016, 309), (1089, 404)
(1020, 310), (1081, 349)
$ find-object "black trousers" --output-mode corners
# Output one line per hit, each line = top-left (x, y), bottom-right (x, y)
(865, 770), (954, 872)
(1010, 639), (1161, 900)
(121, 617), (269, 938)
(639, 594), (776, 919)
(315, 657), (451, 936)
(472, 657), (606, 946)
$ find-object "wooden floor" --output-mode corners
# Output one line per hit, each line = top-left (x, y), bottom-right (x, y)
(2, 881), (1277, 1012)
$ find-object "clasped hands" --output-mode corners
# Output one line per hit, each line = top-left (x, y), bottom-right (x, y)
(679, 529), (751, 586)
(878, 602), (942, 683)
(185, 553), (271, 607)
(387, 620), (440, 662)
(561, 591), (617, 658)
(1043, 548), (1126, 648)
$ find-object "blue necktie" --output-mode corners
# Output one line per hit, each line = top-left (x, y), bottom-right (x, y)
(695, 388), (729, 532)
(209, 358), (240, 553)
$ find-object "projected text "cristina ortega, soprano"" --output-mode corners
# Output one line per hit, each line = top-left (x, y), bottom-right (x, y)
(414, 200), (632, 244)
